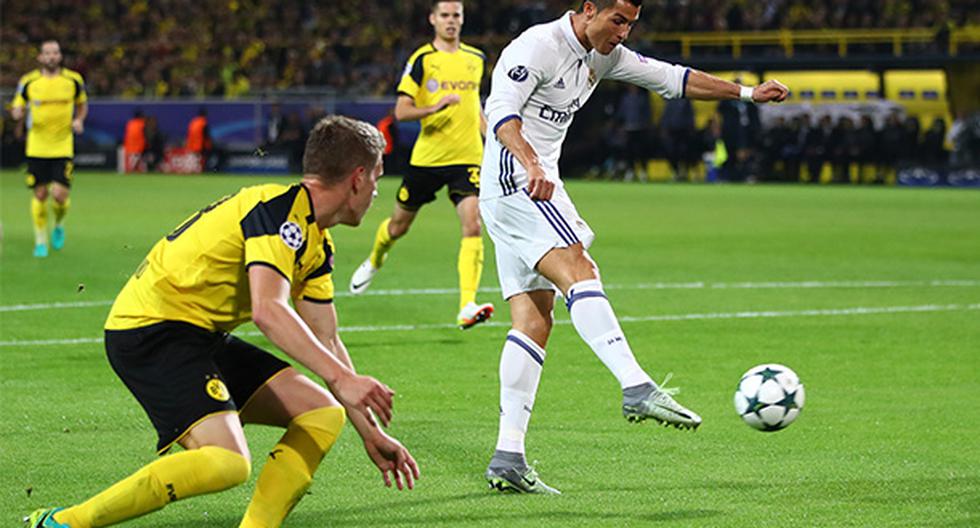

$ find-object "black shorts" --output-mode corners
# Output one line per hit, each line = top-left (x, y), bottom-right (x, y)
(104, 321), (290, 454)
(396, 164), (480, 210)
(25, 157), (73, 189)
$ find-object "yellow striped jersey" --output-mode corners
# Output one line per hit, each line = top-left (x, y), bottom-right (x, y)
(11, 68), (87, 158)
(397, 42), (485, 167)
(106, 183), (335, 332)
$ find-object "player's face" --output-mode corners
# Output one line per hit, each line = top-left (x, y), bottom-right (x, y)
(38, 42), (63, 71)
(430, 1), (463, 42)
(347, 156), (383, 225)
(585, 0), (640, 55)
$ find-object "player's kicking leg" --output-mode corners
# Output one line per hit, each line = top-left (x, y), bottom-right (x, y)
(485, 289), (560, 494)
(454, 195), (493, 329)
(350, 205), (417, 294)
(537, 245), (702, 430)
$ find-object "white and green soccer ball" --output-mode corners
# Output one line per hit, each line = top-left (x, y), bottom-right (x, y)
(734, 364), (805, 432)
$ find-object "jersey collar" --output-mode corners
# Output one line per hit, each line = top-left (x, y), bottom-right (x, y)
(299, 183), (316, 224)
(559, 11), (589, 60)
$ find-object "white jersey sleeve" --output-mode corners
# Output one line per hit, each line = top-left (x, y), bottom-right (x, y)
(484, 37), (555, 135)
(602, 45), (689, 99)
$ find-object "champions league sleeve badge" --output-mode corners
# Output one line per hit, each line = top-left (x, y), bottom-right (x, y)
(279, 221), (305, 250)
(508, 65), (529, 82)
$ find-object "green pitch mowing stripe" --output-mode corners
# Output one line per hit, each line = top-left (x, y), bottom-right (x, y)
(3, 302), (980, 348)
(2, 171), (978, 527)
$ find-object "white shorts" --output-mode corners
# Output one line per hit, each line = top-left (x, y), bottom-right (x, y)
(479, 187), (595, 300)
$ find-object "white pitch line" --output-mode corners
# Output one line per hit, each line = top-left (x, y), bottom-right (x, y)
(2, 279), (979, 314)
(706, 279), (980, 289)
(0, 300), (114, 313)
(1, 303), (977, 348)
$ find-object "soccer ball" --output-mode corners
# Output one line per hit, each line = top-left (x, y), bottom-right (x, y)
(734, 363), (805, 432)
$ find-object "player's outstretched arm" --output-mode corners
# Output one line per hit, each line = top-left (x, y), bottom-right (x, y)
(248, 265), (395, 425)
(295, 298), (420, 489)
(684, 70), (788, 103)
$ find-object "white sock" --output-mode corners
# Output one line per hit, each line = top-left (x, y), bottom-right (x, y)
(494, 329), (545, 455)
(567, 279), (653, 389)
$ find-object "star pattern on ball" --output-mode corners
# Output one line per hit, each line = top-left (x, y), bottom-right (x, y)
(744, 394), (764, 414)
(778, 389), (799, 410)
(758, 367), (782, 382)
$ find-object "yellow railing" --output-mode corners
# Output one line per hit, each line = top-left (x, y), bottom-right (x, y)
(647, 27), (980, 59)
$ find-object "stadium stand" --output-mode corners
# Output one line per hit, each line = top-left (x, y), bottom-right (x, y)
(1, 0), (976, 97)
(2, 1), (977, 183)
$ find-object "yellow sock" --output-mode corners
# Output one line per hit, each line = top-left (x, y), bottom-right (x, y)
(31, 197), (48, 245)
(369, 218), (395, 269)
(240, 406), (345, 528)
(458, 236), (484, 311)
(54, 446), (250, 528)
(53, 197), (71, 225)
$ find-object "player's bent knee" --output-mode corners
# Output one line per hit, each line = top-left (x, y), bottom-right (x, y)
(514, 318), (552, 347)
(139, 446), (251, 512)
(197, 446), (252, 491)
(462, 221), (482, 238)
(389, 220), (411, 239)
(290, 406), (346, 457)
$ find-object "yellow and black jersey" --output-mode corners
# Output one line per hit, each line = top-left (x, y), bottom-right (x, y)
(397, 42), (485, 167)
(106, 183), (335, 333)
(11, 68), (87, 158)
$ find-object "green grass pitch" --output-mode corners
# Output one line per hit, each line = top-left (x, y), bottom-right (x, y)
(2, 170), (978, 526)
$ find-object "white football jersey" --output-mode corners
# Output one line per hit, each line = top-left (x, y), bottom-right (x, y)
(481, 11), (690, 198)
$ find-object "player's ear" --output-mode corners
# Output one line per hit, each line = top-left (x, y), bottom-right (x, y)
(583, 1), (597, 19)
(349, 166), (368, 194)
(429, 11), (436, 27)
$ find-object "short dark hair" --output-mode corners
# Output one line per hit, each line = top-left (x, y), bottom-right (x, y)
(303, 115), (385, 185)
(432, 0), (462, 7)
(39, 39), (60, 51)
(584, 0), (642, 11)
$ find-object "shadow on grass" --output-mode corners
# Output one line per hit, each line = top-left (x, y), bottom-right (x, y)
(294, 506), (721, 526)
(97, 476), (980, 527)
(278, 491), (719, 526)
(345, 336), (468, 348)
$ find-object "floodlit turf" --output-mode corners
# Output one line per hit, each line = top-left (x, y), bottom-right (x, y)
(2, 170), (979, 527)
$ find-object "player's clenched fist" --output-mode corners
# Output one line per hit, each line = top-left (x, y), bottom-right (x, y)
(526, 165), (554, 201)
(753, 80), (789, 103)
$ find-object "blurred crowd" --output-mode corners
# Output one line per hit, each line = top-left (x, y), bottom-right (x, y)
(576, 87), (979, 182)
(642, 0), (972, 32)
(2, 0), (976, 98)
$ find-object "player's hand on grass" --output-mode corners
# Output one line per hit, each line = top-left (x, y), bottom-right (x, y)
(364, 433), (420, 490)
(72, 118), (84, 134)
(335, 373), (395, 427)
(527, 164), (554, 201)
(753, 80), (789, 103)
